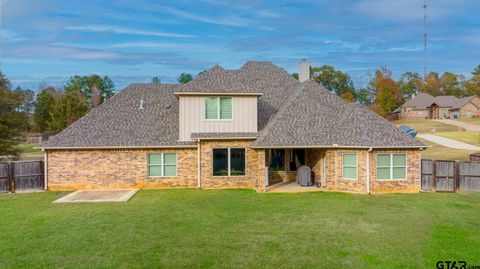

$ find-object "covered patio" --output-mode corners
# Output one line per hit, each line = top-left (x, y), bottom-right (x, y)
(265, 148), (327, 190)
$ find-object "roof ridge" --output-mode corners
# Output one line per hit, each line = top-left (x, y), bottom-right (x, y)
(253, 79), (310, 145)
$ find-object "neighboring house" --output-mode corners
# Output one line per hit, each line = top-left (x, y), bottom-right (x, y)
(398, 93), (480, 120)
(41, 60), (427, 194)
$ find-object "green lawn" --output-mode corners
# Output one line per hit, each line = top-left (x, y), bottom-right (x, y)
(1, 190), (479, 268)
(455, 118), (480, 126)
(436, 132), (480, 147)
(17, 143), (42, 155)
(393, 120), (460, 133)
(418, 138), (475, 160)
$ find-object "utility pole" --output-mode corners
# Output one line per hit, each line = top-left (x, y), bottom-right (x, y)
(423, 0), (428, 80)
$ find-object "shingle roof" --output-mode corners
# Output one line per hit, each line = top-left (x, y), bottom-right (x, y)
(191, 132), (258, 139)
(43, 84), (196, 148)
(181, 61), (299, 130)
(251, 80), (426, 148)
(434, 96), (459, 107)
(402, 92), (434, 109)
(450, 96), (478, 110)
(44, 61), (426, 149)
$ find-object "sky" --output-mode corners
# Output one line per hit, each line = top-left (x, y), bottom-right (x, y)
(1, 0), (480, 91)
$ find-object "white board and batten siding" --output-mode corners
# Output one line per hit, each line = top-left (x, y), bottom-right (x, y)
(179, 96), (258, 141)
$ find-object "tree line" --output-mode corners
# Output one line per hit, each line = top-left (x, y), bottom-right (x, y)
(295, 64), (480, 117)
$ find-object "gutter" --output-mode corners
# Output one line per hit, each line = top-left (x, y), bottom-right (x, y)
(39, 145), (198, 150)
(366, 147), (372, 194)
(249, 145), (430, 149)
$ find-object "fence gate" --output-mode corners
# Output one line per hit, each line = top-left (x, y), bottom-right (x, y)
(0, 163), (10, 193)
(458, 161), (480, 192)
(434, 160), (456, 192)
(0, 161), (44, 193)
(421, 159), (434, 191)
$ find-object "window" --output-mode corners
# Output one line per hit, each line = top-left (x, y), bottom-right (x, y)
(205, 97), (232, 120)
(269, 149), (285, 172)
(290, 149), (305, 171)
(418, 111), (424, 116)
(377, 154), (406, 180)
(213, 148), (245, 176)
(148, 153), (177, 177)
(342, 153), (358, 180)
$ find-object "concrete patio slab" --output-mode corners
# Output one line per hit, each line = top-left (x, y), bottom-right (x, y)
(267, 182), (323, 193)
(53, 189), (139, 203)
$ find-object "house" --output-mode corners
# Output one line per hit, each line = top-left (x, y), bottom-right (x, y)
(41, 60), (427, 194)
(398, 92), (480, 120)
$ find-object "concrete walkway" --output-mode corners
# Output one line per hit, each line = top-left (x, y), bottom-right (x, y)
(417, 134), (480, 150)
(438, 119), (480, 132)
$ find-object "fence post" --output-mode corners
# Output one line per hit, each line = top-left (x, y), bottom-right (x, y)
(432, 160), (436, 192)
(8, 162), (15, 193)
(453, 161), (458, 192)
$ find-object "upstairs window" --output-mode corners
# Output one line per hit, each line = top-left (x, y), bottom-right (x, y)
(205, 97), (232, 120)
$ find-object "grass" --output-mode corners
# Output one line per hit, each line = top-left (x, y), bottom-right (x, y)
(435, 132), (480, 147)
(1, 189), (479, 268)
(393, 120), (460, 133)
(418, 138), (476, 160)
(17, 143), (42, 155)
(455, 118), (480, 125)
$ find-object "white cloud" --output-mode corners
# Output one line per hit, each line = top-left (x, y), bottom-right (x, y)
(64, 25), (195, 38)
(156, 5), (252, 27)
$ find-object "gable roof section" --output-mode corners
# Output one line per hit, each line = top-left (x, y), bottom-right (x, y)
(43, 83), (195, 149)
(450, 96), (479, 110)
(251, 80), (426, 148)
(402, 92), (434, 109)
(433, 96), (459, 107)
(179, 61), (299, 130)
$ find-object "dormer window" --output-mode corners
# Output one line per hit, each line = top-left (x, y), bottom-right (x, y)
(205, 97), (232, 120)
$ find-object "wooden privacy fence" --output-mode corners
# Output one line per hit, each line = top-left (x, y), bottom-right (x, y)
(0, 161), (45, 193)
(421, 159), (480, 192)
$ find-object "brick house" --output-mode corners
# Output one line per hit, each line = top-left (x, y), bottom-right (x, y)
(41, 60), (427, 194)
(397, 92), (480, 120)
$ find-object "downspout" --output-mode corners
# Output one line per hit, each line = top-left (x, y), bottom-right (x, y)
(197, 139), (201, 189)
(43, 150), (48, 191)
(366, 147), (372, 194)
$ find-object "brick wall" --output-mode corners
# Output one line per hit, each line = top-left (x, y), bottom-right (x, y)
(47, 148), (198, 190)
(199, 140), (262, 189)
(319, 148), (421, 193)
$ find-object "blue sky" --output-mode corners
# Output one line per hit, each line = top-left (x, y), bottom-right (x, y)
(1, 0), (480, 91)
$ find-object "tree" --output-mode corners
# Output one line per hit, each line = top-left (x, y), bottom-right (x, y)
(0, 71), (23, 158)
(421, 72), (442, 96)
(465, 64), (480, 96)
(47, 90), (88, 134)
(440, 72), (465, 97)
(177, 73), (193, 84)
(371, 66), (403, 117)
(356, 88), (374, 105)
(34, 87), (57, 132)
(398, 72), (422, 99)
(64, 75), (115, 108)
(151, 76), (161, 84)
(310, 65), (356, 102)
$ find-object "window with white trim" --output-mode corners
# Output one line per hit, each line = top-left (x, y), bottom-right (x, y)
(376, 154), (406, 180)
(342, 153), (358, 180)
(148, 153), (177, 177)
(205, 97), (232, 120)
(212, 148), (245, 176)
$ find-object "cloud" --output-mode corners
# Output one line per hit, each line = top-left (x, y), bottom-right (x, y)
(156, 5), (252, 27)
(64, 25), (195, 38)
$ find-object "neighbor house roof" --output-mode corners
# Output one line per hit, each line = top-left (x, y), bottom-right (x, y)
(251, 80), (426, 148)
(433, 96), (459, 107)
(450, 96), (479, 111)
(401, 92), (434, 109)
